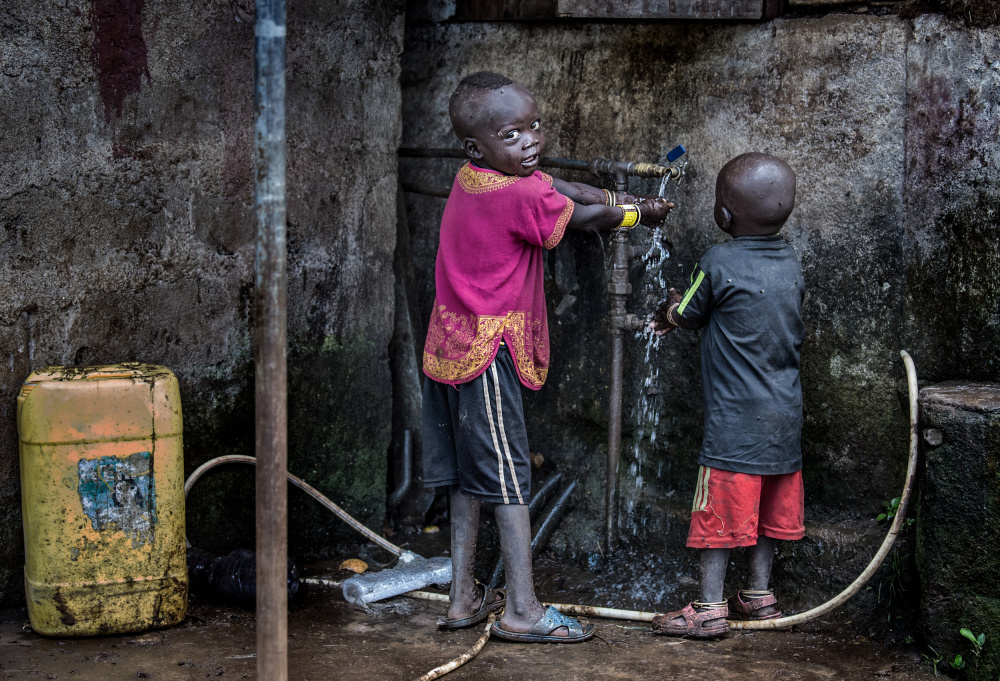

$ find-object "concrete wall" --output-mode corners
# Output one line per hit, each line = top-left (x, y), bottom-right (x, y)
(401, 11), (999, 612)
(918, 383), (1000, 681)
(0, 0), (404, 604)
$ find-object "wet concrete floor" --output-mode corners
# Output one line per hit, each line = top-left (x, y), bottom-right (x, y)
(1, 528), (936, 680)
(1, 561), (938, 681)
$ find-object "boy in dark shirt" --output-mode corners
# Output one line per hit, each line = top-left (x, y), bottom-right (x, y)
(649, 153), (804, 637)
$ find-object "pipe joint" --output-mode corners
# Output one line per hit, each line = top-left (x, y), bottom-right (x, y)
(589, 156), (684, 191)
(619, 313), (646, 332)
(607, 279), (632, 297)
(589, 157), (630, 192)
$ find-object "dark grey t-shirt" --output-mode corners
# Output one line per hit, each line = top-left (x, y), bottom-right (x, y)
(676, 235), (805, 475)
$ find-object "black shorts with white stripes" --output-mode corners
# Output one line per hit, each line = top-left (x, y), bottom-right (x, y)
(422, 344), (531, 505)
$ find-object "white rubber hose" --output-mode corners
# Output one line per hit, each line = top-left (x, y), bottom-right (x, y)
(729, 349), (920, 629)
(184, 454), (404, 557)
(414, 613), (496, 681)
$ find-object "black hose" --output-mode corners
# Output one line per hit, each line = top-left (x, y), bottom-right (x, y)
(528, 474), (563, 524)
(531, 481), (576, 561)
(388, 430), (412, 509)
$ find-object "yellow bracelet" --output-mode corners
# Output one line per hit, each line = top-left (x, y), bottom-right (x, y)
(617, 203), (640, 229)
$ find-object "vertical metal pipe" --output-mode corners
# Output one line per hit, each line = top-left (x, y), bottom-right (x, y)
(253, 1), (287, 680)
(605, 184), (631, 555)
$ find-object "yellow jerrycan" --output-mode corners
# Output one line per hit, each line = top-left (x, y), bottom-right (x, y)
(18, 363), (187, 636)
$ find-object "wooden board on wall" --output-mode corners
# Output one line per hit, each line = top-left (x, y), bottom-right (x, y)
(555, 0), (764, 19)
(454, 0), (559, 20)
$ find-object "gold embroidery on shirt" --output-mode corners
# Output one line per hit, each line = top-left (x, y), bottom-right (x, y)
(457, 163), (521, 194)
(423, 301), (548, 388)
(543, 196), (573, 250)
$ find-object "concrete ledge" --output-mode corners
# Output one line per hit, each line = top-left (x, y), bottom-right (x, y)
(917, 381), (1000, 681)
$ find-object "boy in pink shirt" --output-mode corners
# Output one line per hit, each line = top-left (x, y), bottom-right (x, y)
(423, 71), (671, 642)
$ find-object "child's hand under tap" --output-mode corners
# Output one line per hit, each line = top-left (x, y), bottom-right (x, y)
(637, 197), (674, 226)
(649, 287), (684, 334)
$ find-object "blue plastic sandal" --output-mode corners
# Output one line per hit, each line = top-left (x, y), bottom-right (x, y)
(490, 605), (595, 643)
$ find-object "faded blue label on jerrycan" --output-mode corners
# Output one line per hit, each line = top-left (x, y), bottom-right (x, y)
(77, 451), (158, 547)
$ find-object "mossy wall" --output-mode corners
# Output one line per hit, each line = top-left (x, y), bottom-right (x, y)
(0, 0), (404, 604)
(917, 384), (1000, 681)
(401, 9), (1000, 611)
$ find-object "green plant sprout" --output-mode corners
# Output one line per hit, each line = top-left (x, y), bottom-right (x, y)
(876, 497), (915, 527)
(923, 646), (944, 677)
(950, 654), (965, 672)
(960, 627), (986, 669)
(877, 549), (908, 606)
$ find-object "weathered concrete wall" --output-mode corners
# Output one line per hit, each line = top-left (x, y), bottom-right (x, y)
(401, 11), (999, 615)
(0, 0), (404, 604)
(918, 383), (1000, 681)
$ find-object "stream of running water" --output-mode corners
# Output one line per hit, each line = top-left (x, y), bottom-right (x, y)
(620, 164), (686, 531)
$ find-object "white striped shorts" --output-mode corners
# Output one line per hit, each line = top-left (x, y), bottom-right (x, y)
(421, 345), (531, 505)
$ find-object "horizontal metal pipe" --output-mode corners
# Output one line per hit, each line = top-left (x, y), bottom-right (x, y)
(398, 147), (466, 159)
(401, 181), (451, 198)
(398, 148), (589, 173)
(402, 589), (659, 622)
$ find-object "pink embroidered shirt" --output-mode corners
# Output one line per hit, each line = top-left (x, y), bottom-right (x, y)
(422, 162), (574, 390)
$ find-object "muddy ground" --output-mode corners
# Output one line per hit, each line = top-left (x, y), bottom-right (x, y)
(0, 594), (940, 680)
(0, 539), (939, 681)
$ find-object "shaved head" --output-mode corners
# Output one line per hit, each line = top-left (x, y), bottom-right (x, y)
(716, 153), (796, 235)
(449, 71), (516, 140)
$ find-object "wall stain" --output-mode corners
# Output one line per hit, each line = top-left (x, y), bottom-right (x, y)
(90, 0), (152, 124)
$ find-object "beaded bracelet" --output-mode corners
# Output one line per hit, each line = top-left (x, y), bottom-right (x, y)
(617, 203), (640, 229)
(665, 302), (681, 327)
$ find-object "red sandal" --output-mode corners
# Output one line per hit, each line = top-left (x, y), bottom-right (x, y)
(728, 590), (782, 620)
(651, 602), (730, 638)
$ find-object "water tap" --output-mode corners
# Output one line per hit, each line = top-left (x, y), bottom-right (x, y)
(589, 145), (687, 191)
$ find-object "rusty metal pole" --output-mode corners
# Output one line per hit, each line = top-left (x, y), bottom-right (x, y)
(604, 173), (631, 557)
(253, 1), (287, 680)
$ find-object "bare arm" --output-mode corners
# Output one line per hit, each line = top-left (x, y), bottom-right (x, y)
(552, 177), (643, 206)
(568, 197), (674, 232)
(550, 176), (673, 231)
(567, 202), (627, 231)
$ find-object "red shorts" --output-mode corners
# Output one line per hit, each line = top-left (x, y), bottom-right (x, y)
(687, 466), (805, 549)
